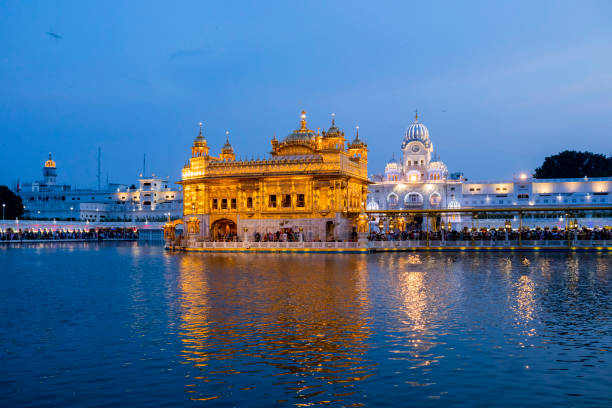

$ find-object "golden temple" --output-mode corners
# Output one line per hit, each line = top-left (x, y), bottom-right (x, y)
(178, 111), (370, 242)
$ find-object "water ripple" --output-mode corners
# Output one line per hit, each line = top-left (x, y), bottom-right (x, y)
(1, 246), (611, 406)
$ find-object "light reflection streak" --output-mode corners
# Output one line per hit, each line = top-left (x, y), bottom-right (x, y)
(176, 254), (374, 405)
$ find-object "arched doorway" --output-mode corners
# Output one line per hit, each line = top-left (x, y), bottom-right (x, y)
(326, 220), (335, 241)
(211, 218), (237, 241)
(164, 218), (183, 243)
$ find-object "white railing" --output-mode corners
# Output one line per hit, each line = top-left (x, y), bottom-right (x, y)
(365, 239), (608, 249)
(188, 240), (365, 250)
(178, 239), (609, 251)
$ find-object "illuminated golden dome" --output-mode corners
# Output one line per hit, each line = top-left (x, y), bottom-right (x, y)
(284, 110), (317, 142)
(194, 122), (207, 147)
(44, 152), (56, 168)
(221, 131), (233, 153)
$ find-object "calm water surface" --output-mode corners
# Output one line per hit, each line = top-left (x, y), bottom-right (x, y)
(1, 243), (611, 407)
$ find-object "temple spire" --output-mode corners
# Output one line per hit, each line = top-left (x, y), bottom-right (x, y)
(331, 112), (336, 127)
(300, 110), (307, 130)
(199, 121), (203, 137)
(415, 109), (418, 122)
(225, 130), (230, 144)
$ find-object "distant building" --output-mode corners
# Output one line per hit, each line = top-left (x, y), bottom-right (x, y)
(17, 153), (183, 222)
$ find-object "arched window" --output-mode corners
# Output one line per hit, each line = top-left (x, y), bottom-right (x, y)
(404, 192), (424, 206)
(387, 192), (399, 208)
(429, 192), (442, 206)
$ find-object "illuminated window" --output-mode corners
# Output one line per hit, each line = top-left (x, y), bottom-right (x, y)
(297, 194), (305, 207)
(282, 194), (291, 208)
(269, 195), (277, 208)
(247, 197), (253, 209)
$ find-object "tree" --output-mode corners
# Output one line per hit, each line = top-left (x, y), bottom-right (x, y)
(0, 186), (24, 219)
(534, 150), (612, 179)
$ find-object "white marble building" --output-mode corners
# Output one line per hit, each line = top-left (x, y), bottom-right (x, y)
(368, 113), (611, 228)
(367, 113), (463, 214)
(17, 153), (183, 222)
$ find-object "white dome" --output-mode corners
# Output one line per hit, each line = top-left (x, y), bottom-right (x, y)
(428, 161), (448, 173)
(385, 155), (401, 174)
(405, 121), (429, 141)
(402, 113), (431, 149)
(385, 161), (400, 171)
(448, 199), (461, 209)
(366, 200), (379, 210)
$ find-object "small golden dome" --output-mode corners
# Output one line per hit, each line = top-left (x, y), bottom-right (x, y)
(44, 152), (56, 168)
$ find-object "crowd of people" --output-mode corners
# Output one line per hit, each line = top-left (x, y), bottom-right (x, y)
(0, 228), (139, 242)
(369, 227), (612, 241)
(253, 229), (306, 242)
(211, 229), (308, 242)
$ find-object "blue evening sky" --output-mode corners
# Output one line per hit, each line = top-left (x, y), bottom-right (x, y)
(1, 0), (611, 188)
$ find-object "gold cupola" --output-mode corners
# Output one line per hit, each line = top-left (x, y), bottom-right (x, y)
(44, 152), (56, 168)
(272, 110), (318, 156)
(321, 112), (346, 151)
(219, 131), (236, 161)
(192, 122), (210, 158)
(348, 126), (367, 160)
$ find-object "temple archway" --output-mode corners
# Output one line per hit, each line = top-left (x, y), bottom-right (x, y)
(326, 220), (335, 241)
(211, 218), (237, 241)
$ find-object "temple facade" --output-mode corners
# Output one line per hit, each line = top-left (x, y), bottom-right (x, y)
(367, 111), (611, 231)
(179, 112), (370, 242)
(368, 112), (463, 215)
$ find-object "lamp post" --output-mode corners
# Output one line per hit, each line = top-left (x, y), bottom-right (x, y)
(70, 206), (74, 221)
(2, 203), (5, 222)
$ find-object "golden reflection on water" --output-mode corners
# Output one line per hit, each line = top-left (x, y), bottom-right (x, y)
(514, 275), (536, 328)
(176, 254), (374, 405)
(399, 272), (428, 335)
(382, 253), (450, 380)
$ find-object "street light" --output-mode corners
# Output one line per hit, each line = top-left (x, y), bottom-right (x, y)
(70, 206), (74, 221)
(2, 203), (5, 222)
